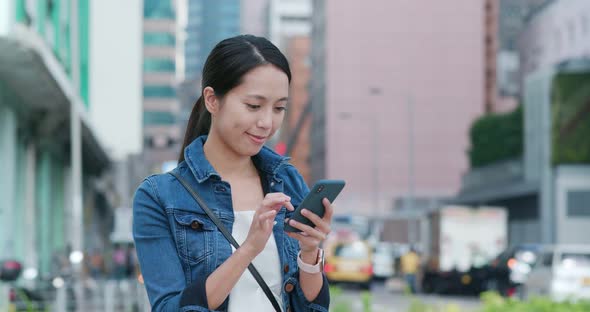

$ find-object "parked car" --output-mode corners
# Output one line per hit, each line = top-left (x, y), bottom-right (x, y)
(372, 242), (395, 280)
(483, 244), (542, 297)
(522, 244), (590, 301)
(324, 239), (373, 290)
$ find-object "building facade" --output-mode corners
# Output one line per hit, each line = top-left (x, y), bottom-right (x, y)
(310, 0), (485, 217)
(142, 0), (181, 173)
(518, 0), (590, 88)
(0, 0), (118, 307)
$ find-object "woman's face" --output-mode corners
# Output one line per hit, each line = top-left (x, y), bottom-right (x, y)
(209, 64), (289, 157)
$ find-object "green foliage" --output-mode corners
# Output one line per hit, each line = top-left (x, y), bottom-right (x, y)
(551, 72), (590, 165)
(361, 291), (372, 312)
(480, 291), (590, 312)
(330, 285), (354, 312)
(468, 106), (523, 168)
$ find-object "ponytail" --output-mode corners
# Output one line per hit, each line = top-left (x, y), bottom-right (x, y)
(178, 95), (211, 163)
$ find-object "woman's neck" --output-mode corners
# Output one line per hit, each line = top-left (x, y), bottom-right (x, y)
(203, 132), (256, 179)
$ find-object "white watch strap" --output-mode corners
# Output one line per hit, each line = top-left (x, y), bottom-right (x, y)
(297, 249), (323, 274)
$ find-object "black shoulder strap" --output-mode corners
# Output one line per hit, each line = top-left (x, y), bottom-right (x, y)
(169, 172), (282, 312)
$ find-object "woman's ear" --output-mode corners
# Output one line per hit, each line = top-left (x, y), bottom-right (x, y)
(203, 86), (219, 116)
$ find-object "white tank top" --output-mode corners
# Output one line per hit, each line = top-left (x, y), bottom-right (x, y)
(228, 210), (283, 312)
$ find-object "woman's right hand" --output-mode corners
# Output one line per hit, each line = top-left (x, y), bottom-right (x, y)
(241, 193), (294, 258)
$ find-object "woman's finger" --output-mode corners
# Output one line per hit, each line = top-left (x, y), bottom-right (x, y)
(300, 209), (330, 234)
(287, 219), (326, 241)
(259, 210), (277, 222)
(260, 193), (291, 213)
(322, 198), (334, 221)
(286, 232), (320, 246)
(284, 200), (295, 212)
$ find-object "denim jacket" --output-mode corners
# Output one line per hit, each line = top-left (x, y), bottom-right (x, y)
(133, 135), (330, 312)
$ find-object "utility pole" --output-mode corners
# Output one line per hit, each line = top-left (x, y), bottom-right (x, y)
(70, 0), (85, 310)
(407, 95), (416, 246)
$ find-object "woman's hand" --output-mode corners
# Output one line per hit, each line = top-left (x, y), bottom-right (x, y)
(242, 193), (294, 258)
(286, 198), (334, 259)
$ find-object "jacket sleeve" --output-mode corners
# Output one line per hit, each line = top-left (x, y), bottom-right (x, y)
(283, 166), (331, 312)
(133, 176), (215, 312)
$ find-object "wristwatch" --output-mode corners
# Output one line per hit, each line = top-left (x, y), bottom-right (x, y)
(297, 249), (324, 274)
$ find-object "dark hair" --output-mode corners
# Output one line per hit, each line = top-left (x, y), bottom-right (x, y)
(178, 35), (292, 163)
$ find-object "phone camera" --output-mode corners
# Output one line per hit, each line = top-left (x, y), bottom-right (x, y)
(317, 185), (325, 193)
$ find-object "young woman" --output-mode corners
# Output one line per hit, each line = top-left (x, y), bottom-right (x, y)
(133, 35), (332, 312)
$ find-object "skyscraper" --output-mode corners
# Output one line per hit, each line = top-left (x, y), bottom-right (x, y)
(177, 0), (241, 132)
(143, 0), (181, 172)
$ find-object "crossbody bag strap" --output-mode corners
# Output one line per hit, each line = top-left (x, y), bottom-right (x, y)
(169, 172), (282, 312)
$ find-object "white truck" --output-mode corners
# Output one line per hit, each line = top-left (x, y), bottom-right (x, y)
(421, 206), (508, 295)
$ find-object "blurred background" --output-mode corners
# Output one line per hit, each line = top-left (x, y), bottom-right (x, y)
(1, 0), (590, 311)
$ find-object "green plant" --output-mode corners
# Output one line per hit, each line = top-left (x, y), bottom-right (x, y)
(480, 291), (590, 312)
(360, 291), (372, 312)
(468, 106), (523, 168)
(551, 72), (590, 165)
(330, 285), (353, 312)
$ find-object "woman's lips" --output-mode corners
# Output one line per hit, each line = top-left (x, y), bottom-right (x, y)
(247, 133), (267, 144)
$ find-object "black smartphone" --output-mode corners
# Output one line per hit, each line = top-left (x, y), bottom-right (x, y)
(284, 179), (346, 232)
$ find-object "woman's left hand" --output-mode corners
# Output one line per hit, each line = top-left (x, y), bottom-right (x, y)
(286, 198), (334, 255)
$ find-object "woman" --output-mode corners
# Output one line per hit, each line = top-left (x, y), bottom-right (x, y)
(133, 35), (332, 312)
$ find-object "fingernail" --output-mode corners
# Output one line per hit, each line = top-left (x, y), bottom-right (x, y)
(301, 209), (308, 215)
(290, 220), (296, 225)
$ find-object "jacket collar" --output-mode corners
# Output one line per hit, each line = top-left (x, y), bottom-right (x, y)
(184, 135), (290, 183)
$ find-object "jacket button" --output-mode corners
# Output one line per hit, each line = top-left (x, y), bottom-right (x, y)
(284, 282), (294, 293)
(283, 264), (289, 273)
(190, 221), (202, 230)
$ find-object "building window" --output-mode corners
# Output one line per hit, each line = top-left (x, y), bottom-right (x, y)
(144, 59), (175, 72)
(144, 0), (175, 19)
(143, 111), (177, 125)
(143, 86), (176, 98)
(567, 190), (590, 217)
(144, 33), (175, 46)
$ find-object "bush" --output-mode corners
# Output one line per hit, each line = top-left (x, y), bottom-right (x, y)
(468, 106), (523, 168)
(551, 72), (590, 165)
(480, 291), (590, 312)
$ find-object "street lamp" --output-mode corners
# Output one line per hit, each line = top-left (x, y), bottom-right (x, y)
(337, 87), (382, 217)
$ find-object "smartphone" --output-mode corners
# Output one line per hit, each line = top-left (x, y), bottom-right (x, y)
(284, 179), (346, 233)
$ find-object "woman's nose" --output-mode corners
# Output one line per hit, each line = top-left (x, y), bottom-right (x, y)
(257, 110), (273, 129)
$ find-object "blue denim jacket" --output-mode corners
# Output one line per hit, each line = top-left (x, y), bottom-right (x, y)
(133, 136), (330, 312)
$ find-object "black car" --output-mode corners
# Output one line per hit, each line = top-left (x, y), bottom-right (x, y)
(483, 244), (542, 297)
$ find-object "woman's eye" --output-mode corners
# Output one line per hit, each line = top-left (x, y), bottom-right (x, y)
(274, 107), (287, 112)
(246, 104), (260, 110)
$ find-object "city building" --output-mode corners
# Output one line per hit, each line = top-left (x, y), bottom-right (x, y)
(142, 0), (181, 173)
(518, 0), (590, 85)
(241, 0), (268, 36)
(454, 1), (590, 245)
(0, 0), (132, 306)
(264, 0), (313, 182)
(267, 0), (312, 51)
(183, 0), (241, 80)
(283, 36), (312, 183)
(310, 0), (485, 217)
(177, 0), (242, 146)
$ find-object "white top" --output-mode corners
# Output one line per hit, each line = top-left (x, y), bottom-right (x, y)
(228, 210), (283, 312)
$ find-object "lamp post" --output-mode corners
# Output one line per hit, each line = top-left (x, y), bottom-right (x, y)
(337, 87), (382, 217)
